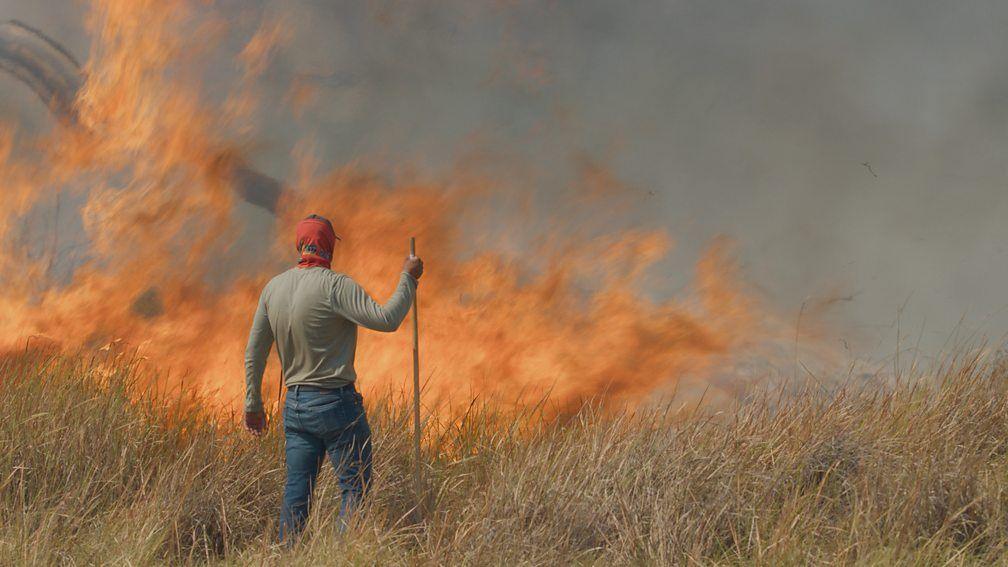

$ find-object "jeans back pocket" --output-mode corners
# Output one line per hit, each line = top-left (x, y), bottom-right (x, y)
(312, 395), (352, 436)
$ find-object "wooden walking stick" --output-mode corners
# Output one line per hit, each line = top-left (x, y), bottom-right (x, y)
(409, 237), (422, 518)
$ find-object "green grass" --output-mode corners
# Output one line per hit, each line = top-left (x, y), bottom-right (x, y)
(4, 347), (1008, 565)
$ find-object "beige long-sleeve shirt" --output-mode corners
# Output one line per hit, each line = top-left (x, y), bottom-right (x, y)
(244, 267), (417, 412)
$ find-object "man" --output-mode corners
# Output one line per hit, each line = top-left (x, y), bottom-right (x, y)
(243, 214), (424, 541)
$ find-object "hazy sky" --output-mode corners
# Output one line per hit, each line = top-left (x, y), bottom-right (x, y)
(2, 0), (1007, 360)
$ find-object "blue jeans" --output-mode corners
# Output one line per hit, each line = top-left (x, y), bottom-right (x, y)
(279, 384), (372, 542)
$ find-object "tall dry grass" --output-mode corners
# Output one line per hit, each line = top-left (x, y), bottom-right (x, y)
(3, 347), (1008, 565)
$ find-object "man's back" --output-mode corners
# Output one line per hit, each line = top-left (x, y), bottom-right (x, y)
(243, 266), (417, 413)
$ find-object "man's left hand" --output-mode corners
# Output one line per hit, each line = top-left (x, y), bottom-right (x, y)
(245, 410), (267, 435)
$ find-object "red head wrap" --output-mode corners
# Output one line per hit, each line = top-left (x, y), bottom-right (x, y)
(296, 215), (339, 269)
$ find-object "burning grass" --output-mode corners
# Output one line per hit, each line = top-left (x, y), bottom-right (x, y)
(0, 0), (803, 411)
(3, 349), (1008, 565)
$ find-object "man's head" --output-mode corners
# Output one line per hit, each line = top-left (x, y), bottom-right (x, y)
(296, 214), (340, 269)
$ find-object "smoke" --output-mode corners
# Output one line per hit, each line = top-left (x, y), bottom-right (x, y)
(249, 0), (1007, 359)
(1, 0), (1006, 397)
(213, 0), (1008, 359)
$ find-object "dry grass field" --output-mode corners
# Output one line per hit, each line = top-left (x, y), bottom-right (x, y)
(4, 348), (1008, 565)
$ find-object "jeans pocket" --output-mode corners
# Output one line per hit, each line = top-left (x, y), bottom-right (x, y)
(282, 397), (295, 429)
(315, 398), (353, 436)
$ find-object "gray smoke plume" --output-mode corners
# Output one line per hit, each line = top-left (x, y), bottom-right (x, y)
(2, 0), (1007, 362)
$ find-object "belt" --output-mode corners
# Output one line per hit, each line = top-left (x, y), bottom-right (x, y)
(288, 383), (355, 394)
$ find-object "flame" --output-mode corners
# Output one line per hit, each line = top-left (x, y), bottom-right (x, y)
(0, 0), (797, 412)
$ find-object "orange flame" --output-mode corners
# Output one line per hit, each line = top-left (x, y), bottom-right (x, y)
(0, 0), (799, 412)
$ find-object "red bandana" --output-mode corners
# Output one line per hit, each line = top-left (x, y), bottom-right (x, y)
(296, 218), (338, 269)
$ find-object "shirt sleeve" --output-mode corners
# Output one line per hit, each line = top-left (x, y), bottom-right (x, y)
(243, 287), (274, 413)
(332, 272), (417, 332)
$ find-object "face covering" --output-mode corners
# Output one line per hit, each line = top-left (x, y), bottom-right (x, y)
(295, 217), (338, 269)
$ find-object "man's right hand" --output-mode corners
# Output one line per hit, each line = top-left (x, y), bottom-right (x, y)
(404, 255), (424, 280)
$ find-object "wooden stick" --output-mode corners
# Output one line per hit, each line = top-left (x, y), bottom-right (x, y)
(410, 237), (422, 518)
